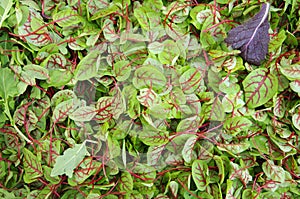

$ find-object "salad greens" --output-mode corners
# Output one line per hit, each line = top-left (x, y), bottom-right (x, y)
(0, 0), (300, 198)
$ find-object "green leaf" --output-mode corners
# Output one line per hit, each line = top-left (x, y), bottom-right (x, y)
(91, 4), (119, 20)
(229, 162), (252, 185)
(74, 51), (101, 81)
(113, 60), (131, 81)
(51, 142), (89, 178)
(242, 68), (278, 108)
(69, 106), (97, 122)
(132, 65), (167, 90)
(53, 9), (82, 27)
(224, 116), (252, 136)
(52, 99), (80, 123)
(158, 40), (180, 65)
(134, 7), (150, 31)
(118, 171), (133, 192)
(23, 64), (49, 80)
(23, 148), (43, 183)
(0, 68), (19, 100)
(0, 0), (13, 28)
(262, 160), (285, 183)
(280, 62), (300, 80)
(179, 67), (202, 94)
(192, 159), (210, 191)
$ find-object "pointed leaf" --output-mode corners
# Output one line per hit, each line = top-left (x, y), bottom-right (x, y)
(51, 142), (89, 178)
(74, 51), (101, 81)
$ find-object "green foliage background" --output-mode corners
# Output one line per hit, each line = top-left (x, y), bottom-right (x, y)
(0, 0), (300, 198)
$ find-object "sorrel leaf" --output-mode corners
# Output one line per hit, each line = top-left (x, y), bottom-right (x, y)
(242, 68), (278, 108)
(1, 1), (300, 198)
(225, 3), (270, 65)
(192, 160), (210, 191)
(51, 142), (89, 178)
(0, 68), (19, 100)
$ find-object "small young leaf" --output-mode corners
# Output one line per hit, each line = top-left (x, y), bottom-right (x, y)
(23, 148), (43, 183)
(74, 51), (101, 81)
(51, 142), (89, 178)
(242, 68), (278, 108)
(192, 159), (210, 191)
(225, 3), (270, 65)
(262, 160), (285, 183)
(0, 68), (19, 100)
(53, 9), (82, 27)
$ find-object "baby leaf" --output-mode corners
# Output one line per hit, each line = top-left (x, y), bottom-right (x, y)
(51, 142), (89, 178)
(23, 148), (43, 183)
(0, 68), (19, 100)
(225, 3), (270, 65)
(242, 68), (278, 108)
(192, 160), (210, 191)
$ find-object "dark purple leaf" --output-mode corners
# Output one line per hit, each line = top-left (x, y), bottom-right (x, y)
(225, 3), (270, 65)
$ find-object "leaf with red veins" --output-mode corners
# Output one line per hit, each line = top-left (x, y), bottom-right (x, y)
(17, 9), (51, 47)
(42, 53), (67, 69)
(23, 148), (43, 183)
(273, 95), (286, 118)
(242, 68), (278, 108)
(137, 88), (161, 107)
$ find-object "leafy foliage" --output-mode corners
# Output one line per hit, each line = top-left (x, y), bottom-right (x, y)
(0, 0), (300, 198)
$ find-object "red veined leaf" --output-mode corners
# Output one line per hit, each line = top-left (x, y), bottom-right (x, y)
(17, 9), (51, 47)
(103, 19), (119, 42)
(91, 4), (119, 20)
(118, 171), (134, 192)
(182, 135), (197, 163)
(23, 148), (43, 183)
(53, 9), (82, 27)
(42, 53), (67, 69)
(23, 64), (50, 80)
(134, 7), (150, 31)
(139, 129), (169, 146)
(51, 89), (77, 107)
(147, 145), (166, 167)
(242, 68), (278, 108)
(179, 67), (202, 94)
(192, 159), (210, 191)
(113, 60), (131, 81)
(289, 80), (300, 93)
(69, 106), (97, 122)
(279, 63), (300, 80)
(262, 160), (285, 183)
(218, 141), (250, 154)
(273, 95), (286, 118)
(224, 116), (252, 136)
(229, 162), (252, 186)
(74, 51), (101, 81)
(52, 99), (80, 123)
(68, 157), (100, 186)
(292, 107), (300, 131)
(137, 88), (161, 107)
(133, 65), (167, 91)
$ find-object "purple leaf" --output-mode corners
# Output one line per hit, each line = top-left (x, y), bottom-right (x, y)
(225, 3), (270, 65)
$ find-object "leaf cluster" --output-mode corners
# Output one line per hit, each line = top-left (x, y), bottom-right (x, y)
(0, 0), (300, 198)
